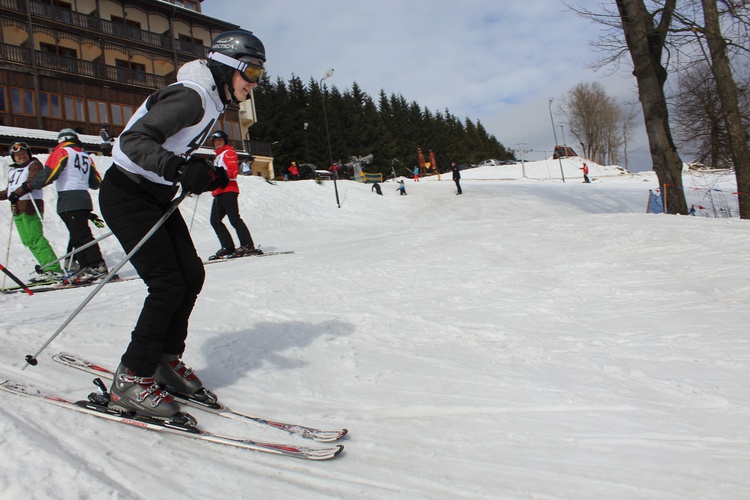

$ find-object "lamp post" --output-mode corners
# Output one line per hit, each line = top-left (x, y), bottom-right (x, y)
(548, 97), (565, 182)
(320, 68), (340, 208)
(303, 122), (309, 164)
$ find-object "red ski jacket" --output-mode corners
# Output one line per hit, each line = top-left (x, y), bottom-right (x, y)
(211, 144), (240, 196)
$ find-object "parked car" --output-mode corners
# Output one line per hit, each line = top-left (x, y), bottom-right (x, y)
(478, 159), (501, 167)
(298, 163), (317, 179)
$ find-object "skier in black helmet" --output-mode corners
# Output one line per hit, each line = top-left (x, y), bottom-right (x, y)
(98, 29), (266, 419)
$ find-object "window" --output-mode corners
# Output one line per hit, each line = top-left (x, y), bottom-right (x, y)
(40, 92), (62, 119)
(110, 16), (142, 30)
(39, 43), (77, 72)
(39, 42), (77, 58)
(0, 86), (7, 112)
(87, 99), (108, 124)
(64, 96), (85, 121)
(229, 122), (241, 141)
(115, 59), (146, 73)
(115, 59), (147, 83)
(11, 88), (35, 115)
(110, 103), (133, 126)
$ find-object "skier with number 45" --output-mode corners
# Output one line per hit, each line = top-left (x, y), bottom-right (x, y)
(98, 29), (266, 419)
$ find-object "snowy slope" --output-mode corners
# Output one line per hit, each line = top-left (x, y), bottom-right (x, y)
(0, 160), (748, 499)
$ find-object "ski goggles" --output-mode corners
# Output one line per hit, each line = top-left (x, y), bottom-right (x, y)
(208, 52), (265, 84)
(10, 142), (30, 154)
(240, 64), (265, 84)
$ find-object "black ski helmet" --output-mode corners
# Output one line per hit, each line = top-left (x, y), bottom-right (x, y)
(207, 30), (266, 104)
(211, 130), (230, 141)
(57, 128), (79, 144)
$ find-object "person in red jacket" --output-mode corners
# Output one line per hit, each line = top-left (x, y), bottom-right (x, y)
(581, 162), (591, 183)
(207, 130), (262, 259)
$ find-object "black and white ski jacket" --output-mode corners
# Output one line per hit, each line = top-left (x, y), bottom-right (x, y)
(112, 60), (226, 187)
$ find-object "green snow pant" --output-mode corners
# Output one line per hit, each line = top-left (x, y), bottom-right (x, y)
(13, 213), (62, 273)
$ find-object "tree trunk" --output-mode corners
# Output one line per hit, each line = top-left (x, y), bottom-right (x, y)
(701, 0), (750, 219)
(616, 0), (688, 214)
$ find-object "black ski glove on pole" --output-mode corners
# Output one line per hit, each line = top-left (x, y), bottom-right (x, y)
(164, 156), (229, 194)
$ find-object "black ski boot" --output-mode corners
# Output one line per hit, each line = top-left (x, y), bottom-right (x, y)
(207, 248), (235, 261)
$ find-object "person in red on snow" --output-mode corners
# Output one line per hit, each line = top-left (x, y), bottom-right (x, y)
(287, 161), (299, 180)
(329, 162), (340, 177)
(206, 130), (261, 260)
(581, 162), (591, 183)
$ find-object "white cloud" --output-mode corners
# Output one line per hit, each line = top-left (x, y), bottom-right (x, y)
(204, 0), (652, 170)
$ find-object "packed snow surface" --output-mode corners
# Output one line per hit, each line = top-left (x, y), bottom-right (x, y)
(1, 157), (748, 499)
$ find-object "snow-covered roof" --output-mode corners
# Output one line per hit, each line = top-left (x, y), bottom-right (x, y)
(0, 125), (100, 146)
(0, 125), (214, 156)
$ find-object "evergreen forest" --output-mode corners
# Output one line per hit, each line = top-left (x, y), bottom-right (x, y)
(249, 75), (514, 179)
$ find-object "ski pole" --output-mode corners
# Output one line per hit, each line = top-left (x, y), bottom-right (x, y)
(23, 192), (188, 369)
(27, 196), (65, 266)
(29, 195), (45, 223)
(2, 216), (13, 290)
(33, 230), (113, 274)
(0, 262), (33, 296)
(188, 193), (200, 233)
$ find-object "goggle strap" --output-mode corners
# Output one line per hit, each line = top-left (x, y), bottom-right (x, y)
(208, 52), (248, 72)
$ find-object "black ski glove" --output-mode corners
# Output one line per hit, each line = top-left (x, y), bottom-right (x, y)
(8, 181), (31, 203)
(164, 156), (229, 194)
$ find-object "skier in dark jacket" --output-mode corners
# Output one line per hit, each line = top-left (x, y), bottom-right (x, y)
(452, 162), (462, 195)
(98, 30), (265, 419)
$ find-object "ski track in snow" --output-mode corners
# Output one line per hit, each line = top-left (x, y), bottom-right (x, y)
(1, 157), (749, 499)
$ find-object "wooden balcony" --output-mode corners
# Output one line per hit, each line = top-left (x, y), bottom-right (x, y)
(1, 0), (208, 58)
(1, 44), (170, 89)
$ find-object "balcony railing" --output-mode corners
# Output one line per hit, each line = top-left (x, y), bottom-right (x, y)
(1, 44), (169, 89)
(246, 140), (273, 156)
(1, 0), (209, 57)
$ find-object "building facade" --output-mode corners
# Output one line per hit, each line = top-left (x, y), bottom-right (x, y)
(0, 0), (274, 177)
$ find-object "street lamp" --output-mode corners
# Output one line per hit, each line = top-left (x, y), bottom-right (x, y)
(548, 97), (566, 182)
(320, 68), (340, 208)
(303, 122), (309, 164)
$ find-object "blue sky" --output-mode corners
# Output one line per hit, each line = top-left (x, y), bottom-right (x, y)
(203, 0), (652, 170)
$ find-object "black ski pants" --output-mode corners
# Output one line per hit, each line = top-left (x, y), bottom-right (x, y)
(210, 192), (254, 250)
(59, 209), (104, 267)
(99, 166), (205, 376)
